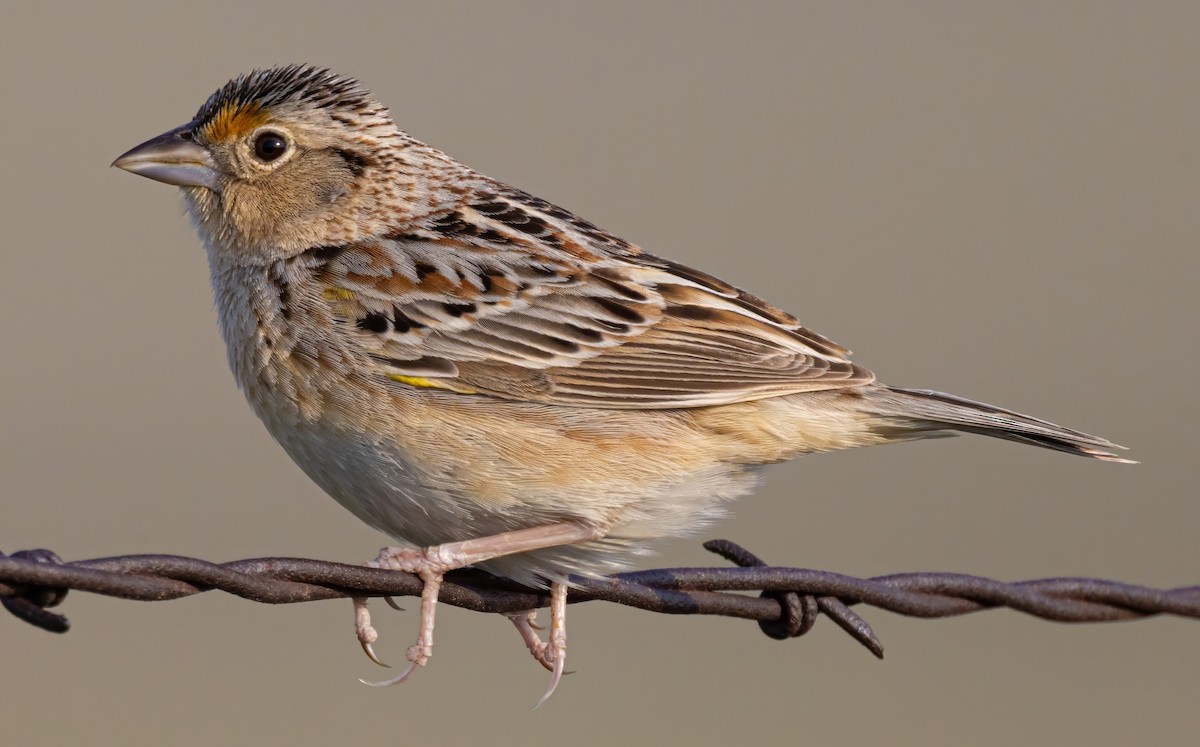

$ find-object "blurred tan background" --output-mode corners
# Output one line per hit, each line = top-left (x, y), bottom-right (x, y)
(1, 2), (1196, 744)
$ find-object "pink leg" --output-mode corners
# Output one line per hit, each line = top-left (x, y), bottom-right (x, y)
(533, 581), (569, 709)
(353, 596), (388, 667)
(356, 522), (602, 688)
(505, 582), (570, 705)
(506, 610), (553, 672)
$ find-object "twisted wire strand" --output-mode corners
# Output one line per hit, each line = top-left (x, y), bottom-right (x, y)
(2, 542), (1196, 659)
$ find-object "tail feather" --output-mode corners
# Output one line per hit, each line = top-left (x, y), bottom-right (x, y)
(867, 385), (1133, 463)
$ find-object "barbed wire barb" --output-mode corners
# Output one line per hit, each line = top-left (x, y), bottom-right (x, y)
(2, 541), (1197, 659)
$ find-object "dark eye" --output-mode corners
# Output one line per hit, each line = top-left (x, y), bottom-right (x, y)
(253, 132), (288, 162)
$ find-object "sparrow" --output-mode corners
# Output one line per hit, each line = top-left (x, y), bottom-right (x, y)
(112, 65), (1129, 704)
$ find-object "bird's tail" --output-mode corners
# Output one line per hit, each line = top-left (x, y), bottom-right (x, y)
(862, 385), (1133, 463)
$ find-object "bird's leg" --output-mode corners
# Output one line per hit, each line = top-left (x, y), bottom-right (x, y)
(534, 581), (569, 709)
(506, 581), (569, 658)
(505, 580), (570, 707)
(357, 522), (602, 688)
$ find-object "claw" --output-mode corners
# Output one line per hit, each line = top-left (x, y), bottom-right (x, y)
(531, 581), (569, 708)
(356, 548), (445, 687)
(360, 640), (429, 687)
(353, 596), (391, 667)
(360, 639), (391, 668)
(506, 611), (555, 672)
(532, 649), (565, 710)
(359, 660), (418, 687)
(384, 596), (405, 612)
(352, 527), (599, 697)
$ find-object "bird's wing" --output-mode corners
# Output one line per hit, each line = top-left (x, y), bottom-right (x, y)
(312, 190), (873, 408)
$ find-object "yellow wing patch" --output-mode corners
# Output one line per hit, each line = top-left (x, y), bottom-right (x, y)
(200, 101), (269, 142)
(322, 288), (357, 301)
(386, 373), (477, 395)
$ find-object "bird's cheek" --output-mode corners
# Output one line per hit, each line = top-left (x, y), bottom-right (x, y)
(224, 184), (277, 240)
(320, 182), (350, 204)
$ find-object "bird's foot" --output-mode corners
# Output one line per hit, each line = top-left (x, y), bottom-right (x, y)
(531, 582), (570, 708)
(504, 587), (568, 706)
(506, 610), (554, 672)
(357, 547), (451, 686)
(353, 596), (388, 667)
(346, 526), (601, 694)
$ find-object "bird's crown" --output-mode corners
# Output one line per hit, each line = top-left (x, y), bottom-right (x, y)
(194, 65), (375, 142)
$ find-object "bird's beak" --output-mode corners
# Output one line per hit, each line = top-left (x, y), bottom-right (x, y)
(112, 121), (221, 190)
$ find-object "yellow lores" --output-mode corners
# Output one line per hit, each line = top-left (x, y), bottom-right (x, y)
(199, 101), (268, 143)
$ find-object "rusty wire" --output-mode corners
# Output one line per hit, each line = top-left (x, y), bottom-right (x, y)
(2, 541), (1197, 658)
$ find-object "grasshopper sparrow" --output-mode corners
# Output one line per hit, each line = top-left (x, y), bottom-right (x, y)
(113, 65), (1129, 702)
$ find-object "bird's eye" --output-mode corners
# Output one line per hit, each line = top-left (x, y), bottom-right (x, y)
(253, 132), (289, 162)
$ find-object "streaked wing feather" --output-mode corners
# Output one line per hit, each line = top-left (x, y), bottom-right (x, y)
(315, 192), (873, 409)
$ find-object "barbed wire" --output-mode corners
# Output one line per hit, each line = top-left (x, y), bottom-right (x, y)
(2, 541), (1197, 658)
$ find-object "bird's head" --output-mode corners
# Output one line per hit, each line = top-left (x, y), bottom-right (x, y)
(114, 65), (450, 263)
